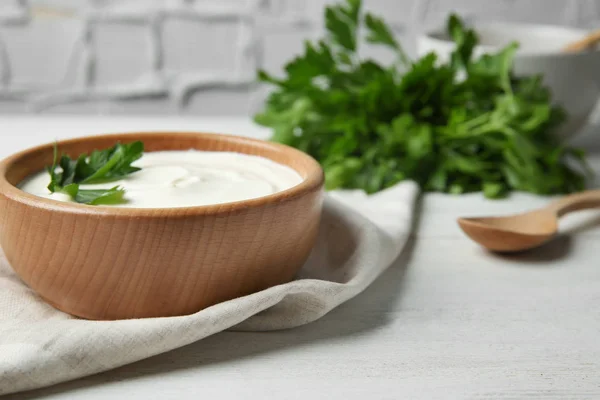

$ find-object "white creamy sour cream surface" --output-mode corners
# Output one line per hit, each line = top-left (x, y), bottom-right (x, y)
(19, 150), (303, 208)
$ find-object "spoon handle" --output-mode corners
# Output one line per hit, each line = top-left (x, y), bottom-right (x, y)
(563, 29), (600, 52)
(546, 189), (600, 216)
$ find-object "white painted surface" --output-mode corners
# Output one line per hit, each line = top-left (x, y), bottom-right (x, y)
(0, 1), (598, 114)
(0, 116), (600, 399)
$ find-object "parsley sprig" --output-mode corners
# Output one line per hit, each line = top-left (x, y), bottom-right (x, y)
(255, 0), (590, 198)
(47, 141), (143, 205)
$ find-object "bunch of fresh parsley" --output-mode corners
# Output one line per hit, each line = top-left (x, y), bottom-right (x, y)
(47, 141), (143, 205)
(255, 0), (590, 198)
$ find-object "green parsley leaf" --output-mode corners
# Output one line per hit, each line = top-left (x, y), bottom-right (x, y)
(80, 141), (143, 184)
(75, 186), (126, 205)
(447, 13), (477, 71)
(364, 13), (409, 66)
(325, 0), (361, 52)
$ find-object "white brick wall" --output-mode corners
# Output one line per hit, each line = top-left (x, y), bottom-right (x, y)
(0, 0), (596, 115)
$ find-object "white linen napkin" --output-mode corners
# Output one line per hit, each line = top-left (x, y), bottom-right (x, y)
(0, 181), (418, 395)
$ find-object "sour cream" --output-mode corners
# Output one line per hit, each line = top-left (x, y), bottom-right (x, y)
(19, 150), (303, 208)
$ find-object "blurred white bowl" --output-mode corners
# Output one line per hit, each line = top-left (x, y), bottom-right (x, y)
(417, 21), (600, 140)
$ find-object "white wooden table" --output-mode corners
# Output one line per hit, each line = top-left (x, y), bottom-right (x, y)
(2, 116), (600, 399)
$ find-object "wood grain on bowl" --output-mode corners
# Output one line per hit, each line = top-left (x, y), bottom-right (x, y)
(0, 132), (324, 320)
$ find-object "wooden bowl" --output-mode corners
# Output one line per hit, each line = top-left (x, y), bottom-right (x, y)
(0, 132), (324, 320)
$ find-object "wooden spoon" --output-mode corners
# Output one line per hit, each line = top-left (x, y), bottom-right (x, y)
(457, 190), (600, 252)
(563, 29), (600, 52)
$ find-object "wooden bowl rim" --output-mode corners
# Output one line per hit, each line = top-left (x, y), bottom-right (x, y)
(0, 131), (324, 217)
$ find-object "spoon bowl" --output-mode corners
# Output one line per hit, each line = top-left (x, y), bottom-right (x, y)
(457, 210), (558, 252)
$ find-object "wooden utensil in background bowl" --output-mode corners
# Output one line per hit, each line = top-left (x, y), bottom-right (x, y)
(0, 132), (324, 320)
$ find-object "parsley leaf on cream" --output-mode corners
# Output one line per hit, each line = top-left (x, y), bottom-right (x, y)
(46, 141), (143, 205)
